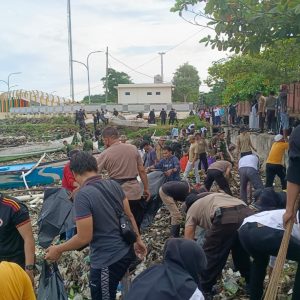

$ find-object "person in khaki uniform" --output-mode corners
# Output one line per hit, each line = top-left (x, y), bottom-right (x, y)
(96, 127), (150, 230)
(195, 132), (208, 172)
(185, 193), (253, 299)
(236, 127), (257, 157)
(183, 135), (200, 184)
(257, 92), (266, 132)
(159, 181), (191, 238)
(155, 137), (166, 161)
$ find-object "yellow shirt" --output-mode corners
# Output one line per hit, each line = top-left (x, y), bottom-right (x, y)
(0, 262), (36, 300)
(266, 142), (289, 165)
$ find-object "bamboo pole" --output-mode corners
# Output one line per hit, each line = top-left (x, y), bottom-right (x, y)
(264, 196), (300, 299)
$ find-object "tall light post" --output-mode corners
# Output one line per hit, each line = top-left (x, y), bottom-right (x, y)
(158, 52), (165, 83)
(67, 0), (74, 102)
(73, 50), (103, 104)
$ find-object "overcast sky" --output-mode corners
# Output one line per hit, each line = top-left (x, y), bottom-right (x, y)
(0, 0), (227, 100)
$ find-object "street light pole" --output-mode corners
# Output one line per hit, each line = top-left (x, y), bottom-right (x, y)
(158, 52), (165, 83)
(72, 59), (89, 103)
(86, 50), (103, 104)
(67, 0), (75, 102)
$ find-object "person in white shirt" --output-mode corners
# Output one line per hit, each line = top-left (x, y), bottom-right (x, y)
(239, 196), (300, 300)
(238, 154), (263, 203)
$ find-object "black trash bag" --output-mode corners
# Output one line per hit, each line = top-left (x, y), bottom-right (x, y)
(38, 188), (75, 248)
(37, 260), (68, 300)
(140, 171), (166, 230)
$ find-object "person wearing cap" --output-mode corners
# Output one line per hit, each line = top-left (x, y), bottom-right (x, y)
(185, 193), (253, 299)
(239, 191), (300, 300)
(236, 127), (257, 157)
(283, 124), (300, 227)
(238, 154), (263, 203)
(183, 135), (201, 185)
(204, 160), (233, 195)
(265, 134), (288, 190)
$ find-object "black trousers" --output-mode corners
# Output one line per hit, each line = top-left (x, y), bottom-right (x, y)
(90, 247), (135, 300)
(129, 200), (145, 232)
(266, 109), (276, 131)
(198, 152), (208, 172)
(265, 163), (287, 190)
(161, 118), (166, 125)
(259, 112), (265, 131)
(204, 169), (232, 195)
(239, 223), (300, 300)
(169, 118), (175, 125)
(200, 206), (252, 293)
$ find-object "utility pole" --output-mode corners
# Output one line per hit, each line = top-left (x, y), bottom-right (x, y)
(67, 0), (74, 102)
(158, 52), (165, 83)
(105, 46), (109, 104)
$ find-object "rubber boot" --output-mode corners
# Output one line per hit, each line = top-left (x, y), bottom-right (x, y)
(170, 224), (180, 238)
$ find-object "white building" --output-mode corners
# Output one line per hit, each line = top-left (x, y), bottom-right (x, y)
(117, 83), (173, 104)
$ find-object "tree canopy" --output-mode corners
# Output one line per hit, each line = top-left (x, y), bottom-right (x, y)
(82, 94), (106, 104)
(101, 68), (133, 102)
(172, 0), (300, 54)
(204, 40), (300, 103)
(172, 62), (201, 102)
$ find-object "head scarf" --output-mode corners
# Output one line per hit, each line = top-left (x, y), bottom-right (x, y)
(125, 239), (207, 300)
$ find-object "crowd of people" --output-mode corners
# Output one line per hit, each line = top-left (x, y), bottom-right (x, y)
(1, 110), (300, 300)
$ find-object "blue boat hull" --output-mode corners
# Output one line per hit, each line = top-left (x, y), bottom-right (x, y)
(0, 160), (68, 190)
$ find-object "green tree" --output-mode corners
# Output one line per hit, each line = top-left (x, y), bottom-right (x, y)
(82, 94), (106, 104)
(172, 62), (201, 102)
(205, 40), (300, 103)
(172, 0), (300, 54)
(101, 68), (133, 102)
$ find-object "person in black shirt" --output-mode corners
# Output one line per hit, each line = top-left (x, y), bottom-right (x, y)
(283, 124), (300, 227)
(160, 108), (167, 125)
(168, 108), (176, 125)
(45, 151), (147, 300)
(96, 109), (100, 124)
(0, 194), (35, 284)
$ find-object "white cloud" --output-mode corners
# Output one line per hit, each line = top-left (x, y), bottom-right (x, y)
(0, 0), (226, 100)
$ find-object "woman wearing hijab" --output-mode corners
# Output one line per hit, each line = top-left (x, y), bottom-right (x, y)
(125, 239), (207, 300)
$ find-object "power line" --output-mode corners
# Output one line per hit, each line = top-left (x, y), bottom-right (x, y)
(108, 54), (153, 79)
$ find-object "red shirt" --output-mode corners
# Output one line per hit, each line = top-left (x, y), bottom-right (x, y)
(180, 155), (189, 172)
(62, 162), (77, 192)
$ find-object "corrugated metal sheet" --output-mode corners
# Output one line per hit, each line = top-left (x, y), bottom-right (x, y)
(286, 82), (300, 115)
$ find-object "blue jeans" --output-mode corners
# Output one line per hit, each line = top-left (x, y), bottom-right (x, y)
(89, 247), (135, 300)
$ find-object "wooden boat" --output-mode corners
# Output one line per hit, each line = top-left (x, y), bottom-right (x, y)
(109, 116), (156, 128)
(0, 136), (74, 163)
(0, 158), (68, 189)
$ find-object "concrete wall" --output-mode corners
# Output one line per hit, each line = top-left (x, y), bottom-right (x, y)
(10, 103), (194, 115)
(228, 127), (288, 165)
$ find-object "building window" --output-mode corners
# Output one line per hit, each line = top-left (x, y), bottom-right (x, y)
(147, 92), (152, 95)
(125, 92), (130, 96)
(156, 91), (161, 95)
